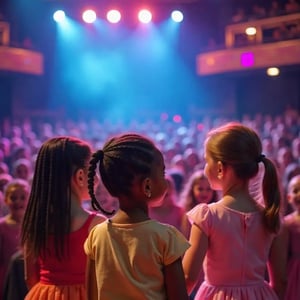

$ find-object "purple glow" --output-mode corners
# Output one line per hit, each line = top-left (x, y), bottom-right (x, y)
(241, 52), (254, 67)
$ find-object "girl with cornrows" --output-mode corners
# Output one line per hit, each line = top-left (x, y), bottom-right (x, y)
(21, 137), (106, 299)
(183, 122), (287, 300)
(84, 133), (190, 300)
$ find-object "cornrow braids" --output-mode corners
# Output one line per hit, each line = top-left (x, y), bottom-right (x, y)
(88, 133), (157, 210)
(88, 150), (115, 215)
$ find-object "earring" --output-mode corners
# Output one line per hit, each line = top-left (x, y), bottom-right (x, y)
(146, 191), (152, 198)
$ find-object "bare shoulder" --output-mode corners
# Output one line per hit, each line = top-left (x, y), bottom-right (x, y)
(89, 213), (107, 231)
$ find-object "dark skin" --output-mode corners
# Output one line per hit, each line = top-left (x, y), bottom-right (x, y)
(86, 155), (189, 300)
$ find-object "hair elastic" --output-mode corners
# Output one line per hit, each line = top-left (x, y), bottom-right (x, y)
(256, 154), (265, 163)
(96, 150), (104, 161)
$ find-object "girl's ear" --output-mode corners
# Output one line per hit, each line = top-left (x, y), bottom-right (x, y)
(217, 161), (224, 180)
(73, 168), (85, 187)
(142, 177), (152, 198)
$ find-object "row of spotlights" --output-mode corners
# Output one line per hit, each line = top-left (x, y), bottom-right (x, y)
(53, 9), (184, 24)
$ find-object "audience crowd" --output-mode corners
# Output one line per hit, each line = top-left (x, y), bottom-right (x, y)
(231, 0), (300, 24)
(0, 106), (299, 299)
(230, 0), (300, 46)
(0, 107), (299, 214)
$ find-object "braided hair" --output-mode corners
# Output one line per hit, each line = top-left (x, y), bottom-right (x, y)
(88, 133), (158, 215)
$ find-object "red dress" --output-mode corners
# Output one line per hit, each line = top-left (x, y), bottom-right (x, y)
(25, 214), (96, 300)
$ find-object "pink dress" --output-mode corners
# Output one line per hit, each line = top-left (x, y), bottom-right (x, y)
(0, 217), (22, 300)
(187, 202), (279, 300)
(25, 214), (96, 300)
(284, 212), (300, 300)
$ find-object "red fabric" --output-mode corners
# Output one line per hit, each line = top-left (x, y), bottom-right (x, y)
(39, 214), (95, 285)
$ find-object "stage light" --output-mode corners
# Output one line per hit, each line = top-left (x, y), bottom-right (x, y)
(171, 10), (183, 23)
(138, 9), (152, 24)
(82, 9), (97, 24)
(53, 10), (66, 23)
(267, 67), (280, 76)
(245, 27), (256, 36)
(107, 10), (121, 23)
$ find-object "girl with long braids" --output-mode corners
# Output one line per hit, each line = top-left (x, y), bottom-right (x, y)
(84, 133), (190, 300)
(21, 137), (106, 299)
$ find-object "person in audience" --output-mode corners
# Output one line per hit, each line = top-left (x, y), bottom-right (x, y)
(21, 137), (106, 300)
(232, 7), (246, 23)
(0, 162), (9, 175)
(0, 179), (30, 300)
(250, 4), (267, 19)
(2, 250), (28, 300)
(268, 1), (284, 17)
(180, 170), (218, 238)
(284, 174), (300, 300)
(276, 146), (295, 180)
(262, 137), (276, 162)
(283, 163), (300, 214)
(170, 154), (187, 178)
(285, 0), (300, 14)
(149, 174), (185, 232)
(0, 173), (12, 193)
(0, 138), (10, 165)
(183, 122), (287, 300)
(11, 158), (33, 182)
(85, 133), (190, 300)
(168, 168), (185, 196)
(183, 148), (201, 179)
(292, 137), (300, 164)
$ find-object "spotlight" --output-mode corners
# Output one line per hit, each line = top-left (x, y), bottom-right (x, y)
(138, 9), (152, 24)
(53, 10), (66, 23)
(82, 9), (97, 24)
(245, 27), (256, 36)
(171, 10), (184, 23)
(267, 67), (280, 76)
(107, 9), (121, 23)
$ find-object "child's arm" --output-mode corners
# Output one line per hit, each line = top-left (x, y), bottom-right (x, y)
(164, 258), (189, 300)
(23, 246), (40, 289)
(86, 257), (98, 300)
(180, 214), (191, 239)
(182, 223), (208, 294)
(267, 225), (288, 300)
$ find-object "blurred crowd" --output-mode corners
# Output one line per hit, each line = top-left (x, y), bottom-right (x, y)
(0, 107), (299, 298)
(231, 0), (300, 23)
(0, 106), (299, 217)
